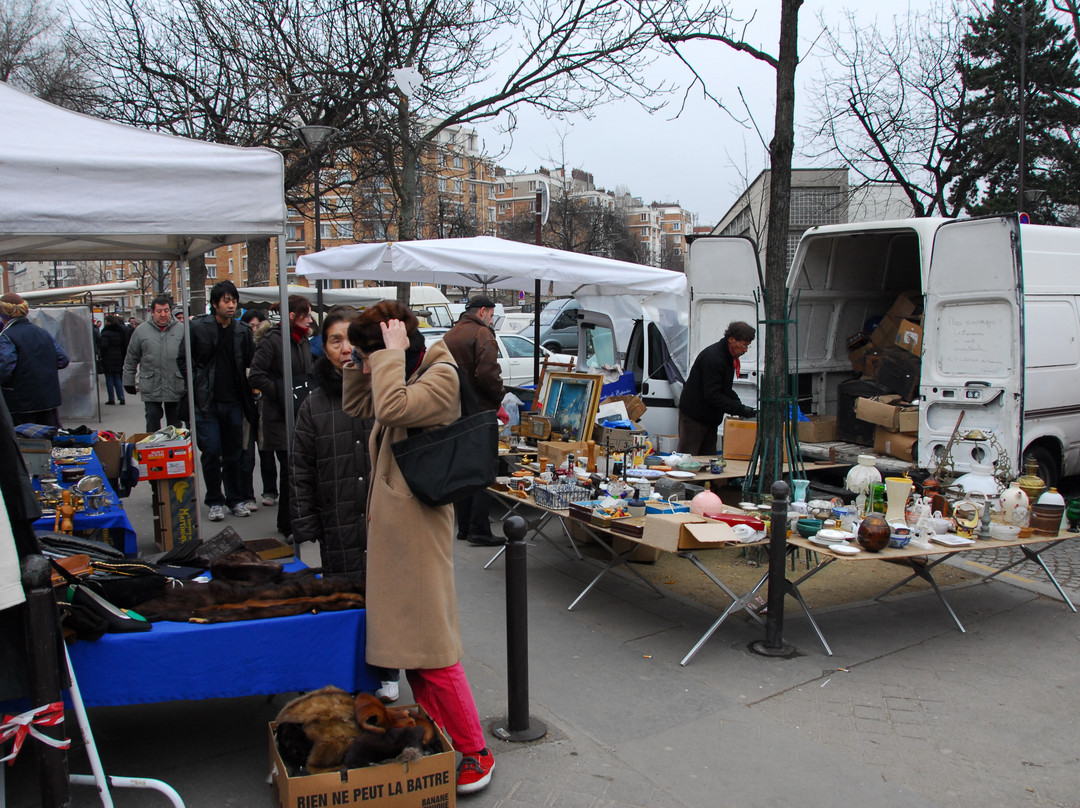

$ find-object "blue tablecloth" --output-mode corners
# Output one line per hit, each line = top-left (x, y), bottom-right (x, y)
(32, 451), (137, 555)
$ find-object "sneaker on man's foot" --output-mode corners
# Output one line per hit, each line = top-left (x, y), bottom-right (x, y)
(208, 504), (226, 521)
(261, 493), (278, 506)
(243, 499), (259, 512)
(467, 534), (504, 547)
(375, 680), (399, 703)
(231, 503), (251, 517)
(456, 749), (494, 794)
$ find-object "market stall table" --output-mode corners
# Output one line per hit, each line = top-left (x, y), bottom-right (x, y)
(32, 451), (137, 555)
(67, 562), (378, 706)
(784, 532), (1079, 656)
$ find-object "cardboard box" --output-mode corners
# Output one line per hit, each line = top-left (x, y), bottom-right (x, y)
(837, 378), (890, 445)
(537, 440), (588, 467)
(599, 394), (646, 422)
(133, 432), (195, 480)
(796, 415), (837, 443)
(862, 346), (885, 379)
(93, 431), (125, 479)
(152, 476), (199, 550)
(854, 395), (920, 434)
(873, 427), (918, 462)
(894, 318), (923, 356)
(721, 418), (757, 461)
(870, 314), (901, 348)
(268, 708), (456, 808)
(638, 512), (739, 553)
(886, 291), (921, 321)
(592, 423), (649, 452)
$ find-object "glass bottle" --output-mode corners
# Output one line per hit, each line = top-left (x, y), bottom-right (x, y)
(870, 483), (887, 514)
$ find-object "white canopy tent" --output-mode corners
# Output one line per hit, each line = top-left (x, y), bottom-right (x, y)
(0, 77), (287, 568)
(295, 236), (687, 297)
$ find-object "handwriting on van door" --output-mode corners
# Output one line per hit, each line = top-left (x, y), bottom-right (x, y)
(938, 303), (1014, 377)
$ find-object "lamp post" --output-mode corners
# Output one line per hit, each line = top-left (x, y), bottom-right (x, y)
(293, 124), (338, 315)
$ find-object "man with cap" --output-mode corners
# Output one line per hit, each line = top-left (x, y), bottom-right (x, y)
(442, 294), (505, 546)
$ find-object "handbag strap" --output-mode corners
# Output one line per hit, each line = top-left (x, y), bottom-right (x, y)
(406, 362), (489, 437)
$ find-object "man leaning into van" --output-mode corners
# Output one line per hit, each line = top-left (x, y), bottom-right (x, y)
(677, 320), (756, 456)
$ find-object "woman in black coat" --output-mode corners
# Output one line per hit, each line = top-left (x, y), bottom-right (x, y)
(98, 314), (130, 405)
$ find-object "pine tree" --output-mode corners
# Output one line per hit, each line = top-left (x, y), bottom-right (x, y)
(946, 0), (1080, 223)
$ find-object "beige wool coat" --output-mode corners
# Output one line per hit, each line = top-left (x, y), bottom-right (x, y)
(342, 340), (463, 670)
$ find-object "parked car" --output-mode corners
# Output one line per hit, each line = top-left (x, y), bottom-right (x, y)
(536, 297), (582, 353)
(421, 328), (574, 387)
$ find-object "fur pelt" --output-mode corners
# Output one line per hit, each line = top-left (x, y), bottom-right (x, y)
(273, 688), (442, 776)
(137, 570), (365, 623)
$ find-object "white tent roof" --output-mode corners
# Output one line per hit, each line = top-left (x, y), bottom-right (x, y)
(0, 82), (286, 261)
(295, 236), (687, 296)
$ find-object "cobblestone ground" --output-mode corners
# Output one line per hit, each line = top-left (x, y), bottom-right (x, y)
(960, 539), (1080, 592)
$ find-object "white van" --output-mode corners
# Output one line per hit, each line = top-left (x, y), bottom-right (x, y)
(692, 216), (1080, 485)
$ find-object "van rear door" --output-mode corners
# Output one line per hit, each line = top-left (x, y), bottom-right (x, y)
(920, 217), (1024, 475)
(686, 235), (763, 409)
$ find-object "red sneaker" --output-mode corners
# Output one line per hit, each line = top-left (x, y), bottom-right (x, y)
(456, 748), (494, 794)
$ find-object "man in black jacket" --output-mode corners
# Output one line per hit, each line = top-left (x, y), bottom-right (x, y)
(179, 281), (255, 522)
(0, 293), (70, 427)
(677, 321), (756, 456)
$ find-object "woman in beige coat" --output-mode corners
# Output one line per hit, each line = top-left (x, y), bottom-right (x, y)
(342, 301), (493, 795)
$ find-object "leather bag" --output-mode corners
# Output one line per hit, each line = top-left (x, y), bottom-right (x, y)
(391, 363), (499, 507)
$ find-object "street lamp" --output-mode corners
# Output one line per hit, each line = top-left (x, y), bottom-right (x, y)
(293, 124), (338, 314)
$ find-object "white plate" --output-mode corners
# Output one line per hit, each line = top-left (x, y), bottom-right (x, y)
(665, 470), (697, 479)
(930, 534), (976, 546)
(829, 543), (861, 555)
(808, 534), (838, 547)
(815, 528), (855, 543)
(626, 468), (665, 480)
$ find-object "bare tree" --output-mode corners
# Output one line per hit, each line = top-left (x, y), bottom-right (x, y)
(0, 0), (97, 110)
(807, 3), (969, 217)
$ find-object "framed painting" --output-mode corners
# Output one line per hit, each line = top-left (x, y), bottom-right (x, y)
(536, 372), (604, 442)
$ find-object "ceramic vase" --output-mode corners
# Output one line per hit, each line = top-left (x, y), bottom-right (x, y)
(999, 482), (1029, 523)
(884, 477), (913, 525)
(857, 512), (891, 552)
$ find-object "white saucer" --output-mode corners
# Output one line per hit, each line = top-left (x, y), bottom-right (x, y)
(665, 470), (697, 479)
(829, 543), (861, 555)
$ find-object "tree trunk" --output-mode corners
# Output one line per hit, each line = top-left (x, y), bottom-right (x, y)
(248, 237), (271, 287)
(188, 254), (207, 316)
(760, 0), (801, 489)
(395, 94), (416, 305)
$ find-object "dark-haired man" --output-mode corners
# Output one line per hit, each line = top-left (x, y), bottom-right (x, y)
(180, 281), (255, 521)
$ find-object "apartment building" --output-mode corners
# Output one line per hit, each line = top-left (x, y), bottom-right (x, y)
(712, 168), (913, 267)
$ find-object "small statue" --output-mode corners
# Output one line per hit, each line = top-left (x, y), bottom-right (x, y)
(56, 489), (76, 535)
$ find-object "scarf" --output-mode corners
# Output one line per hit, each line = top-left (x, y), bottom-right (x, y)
(290, 323), (308, 345)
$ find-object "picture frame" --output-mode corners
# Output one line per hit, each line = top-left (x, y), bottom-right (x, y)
(536, 371), (604, 443)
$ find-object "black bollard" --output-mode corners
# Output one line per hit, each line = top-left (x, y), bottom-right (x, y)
(21, 554), (70, 806)
(750, 480), (796, 658)
(490, 515), (547, 742)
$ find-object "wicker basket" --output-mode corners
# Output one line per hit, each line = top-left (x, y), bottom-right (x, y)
(534, 483), (593, 510)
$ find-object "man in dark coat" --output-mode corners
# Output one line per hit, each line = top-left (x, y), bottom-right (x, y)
(442, 294), (504, 546)
(677, 320), (756, 456)
(179, 281), (255, 522)
(98, 314), (130, 405)
(0, 293), (70, 427)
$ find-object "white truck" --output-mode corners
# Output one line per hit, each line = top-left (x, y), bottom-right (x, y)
(579, 215), (1080, 485)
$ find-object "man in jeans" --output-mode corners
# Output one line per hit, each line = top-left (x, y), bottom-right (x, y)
(123, 295), (185, 431)
(180, 281), (255, 521)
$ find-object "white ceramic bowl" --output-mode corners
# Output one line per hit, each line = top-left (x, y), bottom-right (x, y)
(989, 523), (1021, 540)
(816, 528), (855, 543)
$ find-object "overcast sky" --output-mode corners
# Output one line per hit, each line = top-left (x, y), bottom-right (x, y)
(480, 0), (940, 228)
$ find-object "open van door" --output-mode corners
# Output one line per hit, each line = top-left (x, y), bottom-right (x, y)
(685, 235), (763, 409)
(920, 217), (1024, 476)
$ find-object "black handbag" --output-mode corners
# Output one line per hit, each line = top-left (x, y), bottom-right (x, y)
(391, 363), (499, 507)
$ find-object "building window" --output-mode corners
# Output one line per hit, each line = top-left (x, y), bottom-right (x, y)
(789, 187), (843, 227)
(286, 223), (300, 241)
(336, 221), (354, 239)
(207, 264), (218, 279)
(639, 213), (649, 221)
(438, 178), (448, 192)
(454, 179), (463, 194)
(453, 155), (463, 168)
(319, 222), (333, 241)
(438, 153), (446, 166)
(488, 207), (496, 222)
(672, 222), (680, 231)
(105, 270), (113, 281)
(228, 258), (234, 274)
(286, 251), (299, 268)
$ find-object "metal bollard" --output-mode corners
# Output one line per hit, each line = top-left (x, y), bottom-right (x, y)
(750, 480), (796, 657)
(490, 515), (547, 742)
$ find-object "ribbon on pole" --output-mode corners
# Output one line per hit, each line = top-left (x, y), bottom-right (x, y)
(1, 702), (70, 765)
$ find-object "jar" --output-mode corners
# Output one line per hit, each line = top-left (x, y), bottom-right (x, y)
(999, 481), (1029, 523)
(845, 454), (882, 515)
(1037, 487), (1066, 507)
(954, 463), (1001, 498)
(1017, 458), (1047, 504)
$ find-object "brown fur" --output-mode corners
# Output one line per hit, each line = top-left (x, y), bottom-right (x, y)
(275, 686), (360, 773)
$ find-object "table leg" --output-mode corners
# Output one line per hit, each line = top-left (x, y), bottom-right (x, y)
(872, 554), (950, 601)
(783, 574), (834, 657)
(680, 552), (767, 626)
(981, 540), (1076, 612)
(566, 527), (666, 611)
(679, 566), (769, 666)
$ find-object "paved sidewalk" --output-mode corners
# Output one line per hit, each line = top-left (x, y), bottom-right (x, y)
(6, 401), (1080, 807)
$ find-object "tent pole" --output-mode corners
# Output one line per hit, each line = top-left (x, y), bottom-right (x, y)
(178, 257), (203, 542)
(278, 235), (295, 461)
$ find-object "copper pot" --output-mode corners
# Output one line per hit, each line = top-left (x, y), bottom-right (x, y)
(857, 513), (891, 553)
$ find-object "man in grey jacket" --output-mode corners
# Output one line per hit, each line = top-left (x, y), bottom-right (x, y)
(123, 295), (185, 431)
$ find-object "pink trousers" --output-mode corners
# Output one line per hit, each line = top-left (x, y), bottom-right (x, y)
(406, 663), (486, 754)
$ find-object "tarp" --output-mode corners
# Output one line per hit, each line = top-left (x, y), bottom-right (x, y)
(0, 82), (286, 261)
(295, 236), (687, 297)
(19, 281), (139, 303)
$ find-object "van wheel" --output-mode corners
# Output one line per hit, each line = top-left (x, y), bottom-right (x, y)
(1023, 446), (1059, 489)
(543, 342), (562, 353)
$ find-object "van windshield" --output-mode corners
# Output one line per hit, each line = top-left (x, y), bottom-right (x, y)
(539, 301), (567, 325)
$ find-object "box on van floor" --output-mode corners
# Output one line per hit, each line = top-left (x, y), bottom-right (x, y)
(855, 396), (918, 434)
